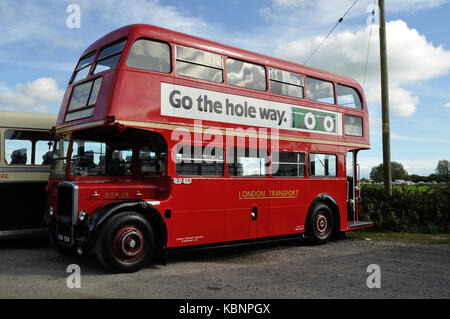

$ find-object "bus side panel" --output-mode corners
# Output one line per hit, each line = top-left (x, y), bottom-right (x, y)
(0, 181), (47, 230)
(226, 179), (270, 241)
(269, 179), (307, 236)
(170, 178), (226, 247)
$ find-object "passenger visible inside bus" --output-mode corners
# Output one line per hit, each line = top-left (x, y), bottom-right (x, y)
(10, 148), (27, 164)
(42, 151), (52, 165)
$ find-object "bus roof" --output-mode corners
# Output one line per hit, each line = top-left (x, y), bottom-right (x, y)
(0, 111), (57, 130)
(82, 24), (362, 90)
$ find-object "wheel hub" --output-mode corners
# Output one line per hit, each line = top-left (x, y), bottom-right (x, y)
(315, 212), (330, 236)
(113, 226), (145, 262)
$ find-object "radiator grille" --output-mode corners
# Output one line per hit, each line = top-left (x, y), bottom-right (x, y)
(56, 182), (77, 245)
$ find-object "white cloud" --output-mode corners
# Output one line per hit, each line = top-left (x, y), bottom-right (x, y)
(0, 77), (64, 113)
(273, 20), (450, 117)
(365, 85), (419, 117)
(445, 102), (450, 108)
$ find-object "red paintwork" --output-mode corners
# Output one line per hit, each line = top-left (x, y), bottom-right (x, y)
(48, 24), (370, 249)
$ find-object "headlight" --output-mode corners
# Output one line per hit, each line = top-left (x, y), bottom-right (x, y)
(49, 205), (54, 216)
(79, 210), (88, 221)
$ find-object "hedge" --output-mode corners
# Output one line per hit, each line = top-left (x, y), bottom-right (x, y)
(357, 183), (450, 233)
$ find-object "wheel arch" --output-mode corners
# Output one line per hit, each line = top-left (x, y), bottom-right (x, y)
(87, 200), (167, 253)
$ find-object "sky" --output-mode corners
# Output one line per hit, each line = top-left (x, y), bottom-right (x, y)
(0, 0), (449, 177)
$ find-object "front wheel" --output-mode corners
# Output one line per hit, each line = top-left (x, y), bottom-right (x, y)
(307, 203), (334, 245)
(96, 211), (155, 273)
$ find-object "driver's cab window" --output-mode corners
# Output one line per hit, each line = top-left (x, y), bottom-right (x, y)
(70, 139), (133, 176)
(139, 145), (166, 176)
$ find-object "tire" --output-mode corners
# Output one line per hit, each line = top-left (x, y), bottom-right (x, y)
(96, 211), (155, 273)
(307, 203), (334, 245)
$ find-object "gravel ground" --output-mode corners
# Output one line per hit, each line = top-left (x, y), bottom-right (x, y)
(0, 234), (449, 299)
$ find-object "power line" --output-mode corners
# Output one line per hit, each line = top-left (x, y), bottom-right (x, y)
(363, 0), (376, 89)
(303, 0), (360, 65)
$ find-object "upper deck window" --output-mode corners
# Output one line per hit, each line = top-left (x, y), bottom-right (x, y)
(226, 58), (266, 92)
(336, 84), (363, 109)
(65, 77), (102, 122)
(72, 51), (95, 83)
(176, 45), (223, 83)
(92, 39), (127, 75)
(126, 39), (171, 73)
(269, 68), (304, 99)
(306, 77), (335, 104)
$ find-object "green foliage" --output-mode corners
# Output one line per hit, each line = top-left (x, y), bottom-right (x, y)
(358, 183), (450, 233)
(435, 160), (449, 176)
(369, 161), (409, 183)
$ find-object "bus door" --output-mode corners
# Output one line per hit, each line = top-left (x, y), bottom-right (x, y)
(346, 151), (357, 224)
(346, 150), (374, 229)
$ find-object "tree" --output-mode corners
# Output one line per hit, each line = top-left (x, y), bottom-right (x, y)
(435, 160), (449, 177)
(370, 161), (409, 183)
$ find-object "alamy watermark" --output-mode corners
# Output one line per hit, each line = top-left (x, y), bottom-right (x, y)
(66, 264), (81, 288)
(366, 264), (381, 288)
(66, 4), (81, 29)
(170, 120), (281, 173)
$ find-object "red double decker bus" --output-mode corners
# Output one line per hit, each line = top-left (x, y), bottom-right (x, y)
(46, 24), (372, 273)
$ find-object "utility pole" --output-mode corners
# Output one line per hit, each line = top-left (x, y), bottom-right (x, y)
(378, 0), (392, 197)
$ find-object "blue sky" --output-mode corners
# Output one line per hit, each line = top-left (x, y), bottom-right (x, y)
(1, 0), (449, 177)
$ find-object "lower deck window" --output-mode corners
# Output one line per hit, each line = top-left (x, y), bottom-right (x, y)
(228, 148), (269, 177)
(272, 152), (306, 177)
(4, 130), (52, 165)
(140, 146), (166, 176)
(175, 145), (224, 176)
(309, 153), (337, 177)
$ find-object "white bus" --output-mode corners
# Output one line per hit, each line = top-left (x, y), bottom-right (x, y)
(0, 111), (56, 238)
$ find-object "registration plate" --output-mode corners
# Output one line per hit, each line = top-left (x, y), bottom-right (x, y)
(57, 233), (71, 244)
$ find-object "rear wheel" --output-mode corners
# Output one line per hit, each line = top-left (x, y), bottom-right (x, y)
(96, 211), (155, 273)
(307, 203), (334, 245)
